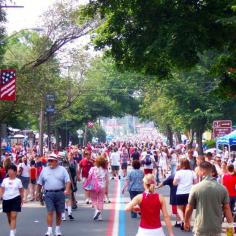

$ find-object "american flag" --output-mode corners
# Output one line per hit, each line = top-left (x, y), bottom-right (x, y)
(0, 69), (16, 101)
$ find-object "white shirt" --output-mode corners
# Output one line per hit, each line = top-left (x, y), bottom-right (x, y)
(1, 177), (23, 200)
(18, 162), (30, 177)
(171, 153), (178, 165)
(95, 167), (108, 188)
(159, 152), (167, 163)
(110, 152), (120, 166)
(174, 169), (197, 195)
(141, 154), (155, 169)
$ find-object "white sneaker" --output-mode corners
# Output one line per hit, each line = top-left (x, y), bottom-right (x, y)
(98, 214), (103, 221)
(9, 231), (15, 236)
(45, 232), (53, 236)
(85, 199), (90, 204)
(93, 210), (101, 220)
(61, 213), (66, 221)
(55, 229), (62, 236)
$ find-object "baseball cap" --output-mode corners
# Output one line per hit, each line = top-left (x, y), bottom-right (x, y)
(58, 151), (66, 157)
(48, 153), (58, 161)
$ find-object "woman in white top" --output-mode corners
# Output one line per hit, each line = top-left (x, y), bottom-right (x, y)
(0, 164), (23, 236)
(173, 158), (197, 230)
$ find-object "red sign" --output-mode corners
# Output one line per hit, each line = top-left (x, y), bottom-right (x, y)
(213, 120), (232, 129)
(87, 121), (94, 129)
(213, 127), (232, 138)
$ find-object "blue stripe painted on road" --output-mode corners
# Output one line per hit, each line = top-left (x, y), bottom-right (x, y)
(119, 179), (126, 236)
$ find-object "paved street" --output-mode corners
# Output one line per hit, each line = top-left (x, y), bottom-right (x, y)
(0, 175), (195, 236)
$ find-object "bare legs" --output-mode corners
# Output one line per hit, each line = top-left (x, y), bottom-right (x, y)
(6, 211), (18, 231)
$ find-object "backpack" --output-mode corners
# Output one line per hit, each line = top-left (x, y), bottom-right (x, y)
(82, 167), (102, 193)
(145, 154), (152, 165)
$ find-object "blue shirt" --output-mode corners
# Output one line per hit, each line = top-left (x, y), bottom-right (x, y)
(37, 165), (70, 190)
(128, 169), (144, 192)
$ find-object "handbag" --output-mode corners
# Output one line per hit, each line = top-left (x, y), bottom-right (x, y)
(82, 167), (101, 193)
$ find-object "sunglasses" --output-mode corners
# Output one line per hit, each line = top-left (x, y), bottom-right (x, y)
(48, 159), (56, 162)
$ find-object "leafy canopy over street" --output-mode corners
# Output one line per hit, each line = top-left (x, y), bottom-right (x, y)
(0, 0), (236, 151)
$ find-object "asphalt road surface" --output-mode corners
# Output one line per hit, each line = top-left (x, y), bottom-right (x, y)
(0, 174), (197, 236)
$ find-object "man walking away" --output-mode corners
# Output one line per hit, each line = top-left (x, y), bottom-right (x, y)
(184, 161), (233, 235)
(37, 153), (71, 236)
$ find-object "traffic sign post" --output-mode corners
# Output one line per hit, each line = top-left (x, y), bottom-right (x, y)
(213, 120), (232, 138)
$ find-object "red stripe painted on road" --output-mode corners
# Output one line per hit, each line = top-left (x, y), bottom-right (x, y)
(106, 179), (119, 236)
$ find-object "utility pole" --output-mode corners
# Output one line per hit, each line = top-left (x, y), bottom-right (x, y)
(45, 94), (55, 152)
(47, 112), (51, 151)
(38, 101), (44, 156)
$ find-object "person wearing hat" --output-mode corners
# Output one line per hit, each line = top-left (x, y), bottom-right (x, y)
(37, 153), (71, 236)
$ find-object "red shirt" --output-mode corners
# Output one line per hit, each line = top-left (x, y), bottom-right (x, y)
(30, 167), (37, 180)
(223, 173), (236, 197)
(0, 167), (6, 180)
(79, 158), (94, 178)
(140, 193), (162, 229)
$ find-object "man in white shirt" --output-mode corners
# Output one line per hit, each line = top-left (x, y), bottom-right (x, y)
(110, 147), (120, 179)
(18, 156), (30, 202)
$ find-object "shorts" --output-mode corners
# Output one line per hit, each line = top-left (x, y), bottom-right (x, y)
(31, 179), (37, 185)
(44, 191), (65, 213)
(111, 166), (119, 171)
(19, 176), (30, 189)
(176, 194), (189, 205)
(144, 169), (153, 175)
(136, 227), (165, 236)
(3, 195), (22, 213)
(121, 163), (128, 170)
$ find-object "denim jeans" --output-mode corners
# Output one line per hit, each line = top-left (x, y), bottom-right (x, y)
(129, 190), (143, 218)
(230, 196), (236, 214)
(171, 164), (177, 175)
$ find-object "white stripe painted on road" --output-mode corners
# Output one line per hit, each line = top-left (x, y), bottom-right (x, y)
(112, 180), (121, 236)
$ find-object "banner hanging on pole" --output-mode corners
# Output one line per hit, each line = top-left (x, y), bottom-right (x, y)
(0, 69), (16, 101)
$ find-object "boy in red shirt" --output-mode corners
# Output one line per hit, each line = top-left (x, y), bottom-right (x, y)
(77, 150), (94, 204)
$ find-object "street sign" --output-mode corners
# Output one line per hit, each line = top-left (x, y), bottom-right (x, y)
(213, 120), (232, 138)
(87, 121), (94, 129)
(46, 94), (55, 113)
(213, 120), (232, 128)
(46, 94), (55, 101)
(213, 127), (232, 138)
(76, 129), (84, 135)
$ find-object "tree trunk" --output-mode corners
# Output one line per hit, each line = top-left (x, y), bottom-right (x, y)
(38, 102), (44, 156)
(83, 126), (88, 147)
(196, 129), (204, 155)
(166, 125), (174, 147)
(59, 128), (66, 149)
(55, 128), (60, 150)
(175, 131), (182, 144)
(187, 130), (195, 149)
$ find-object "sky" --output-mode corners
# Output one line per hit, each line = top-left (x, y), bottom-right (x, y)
(5, 0), (88, 33)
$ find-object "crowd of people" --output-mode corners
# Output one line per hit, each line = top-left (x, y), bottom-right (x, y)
(0, 141), (236, 236)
